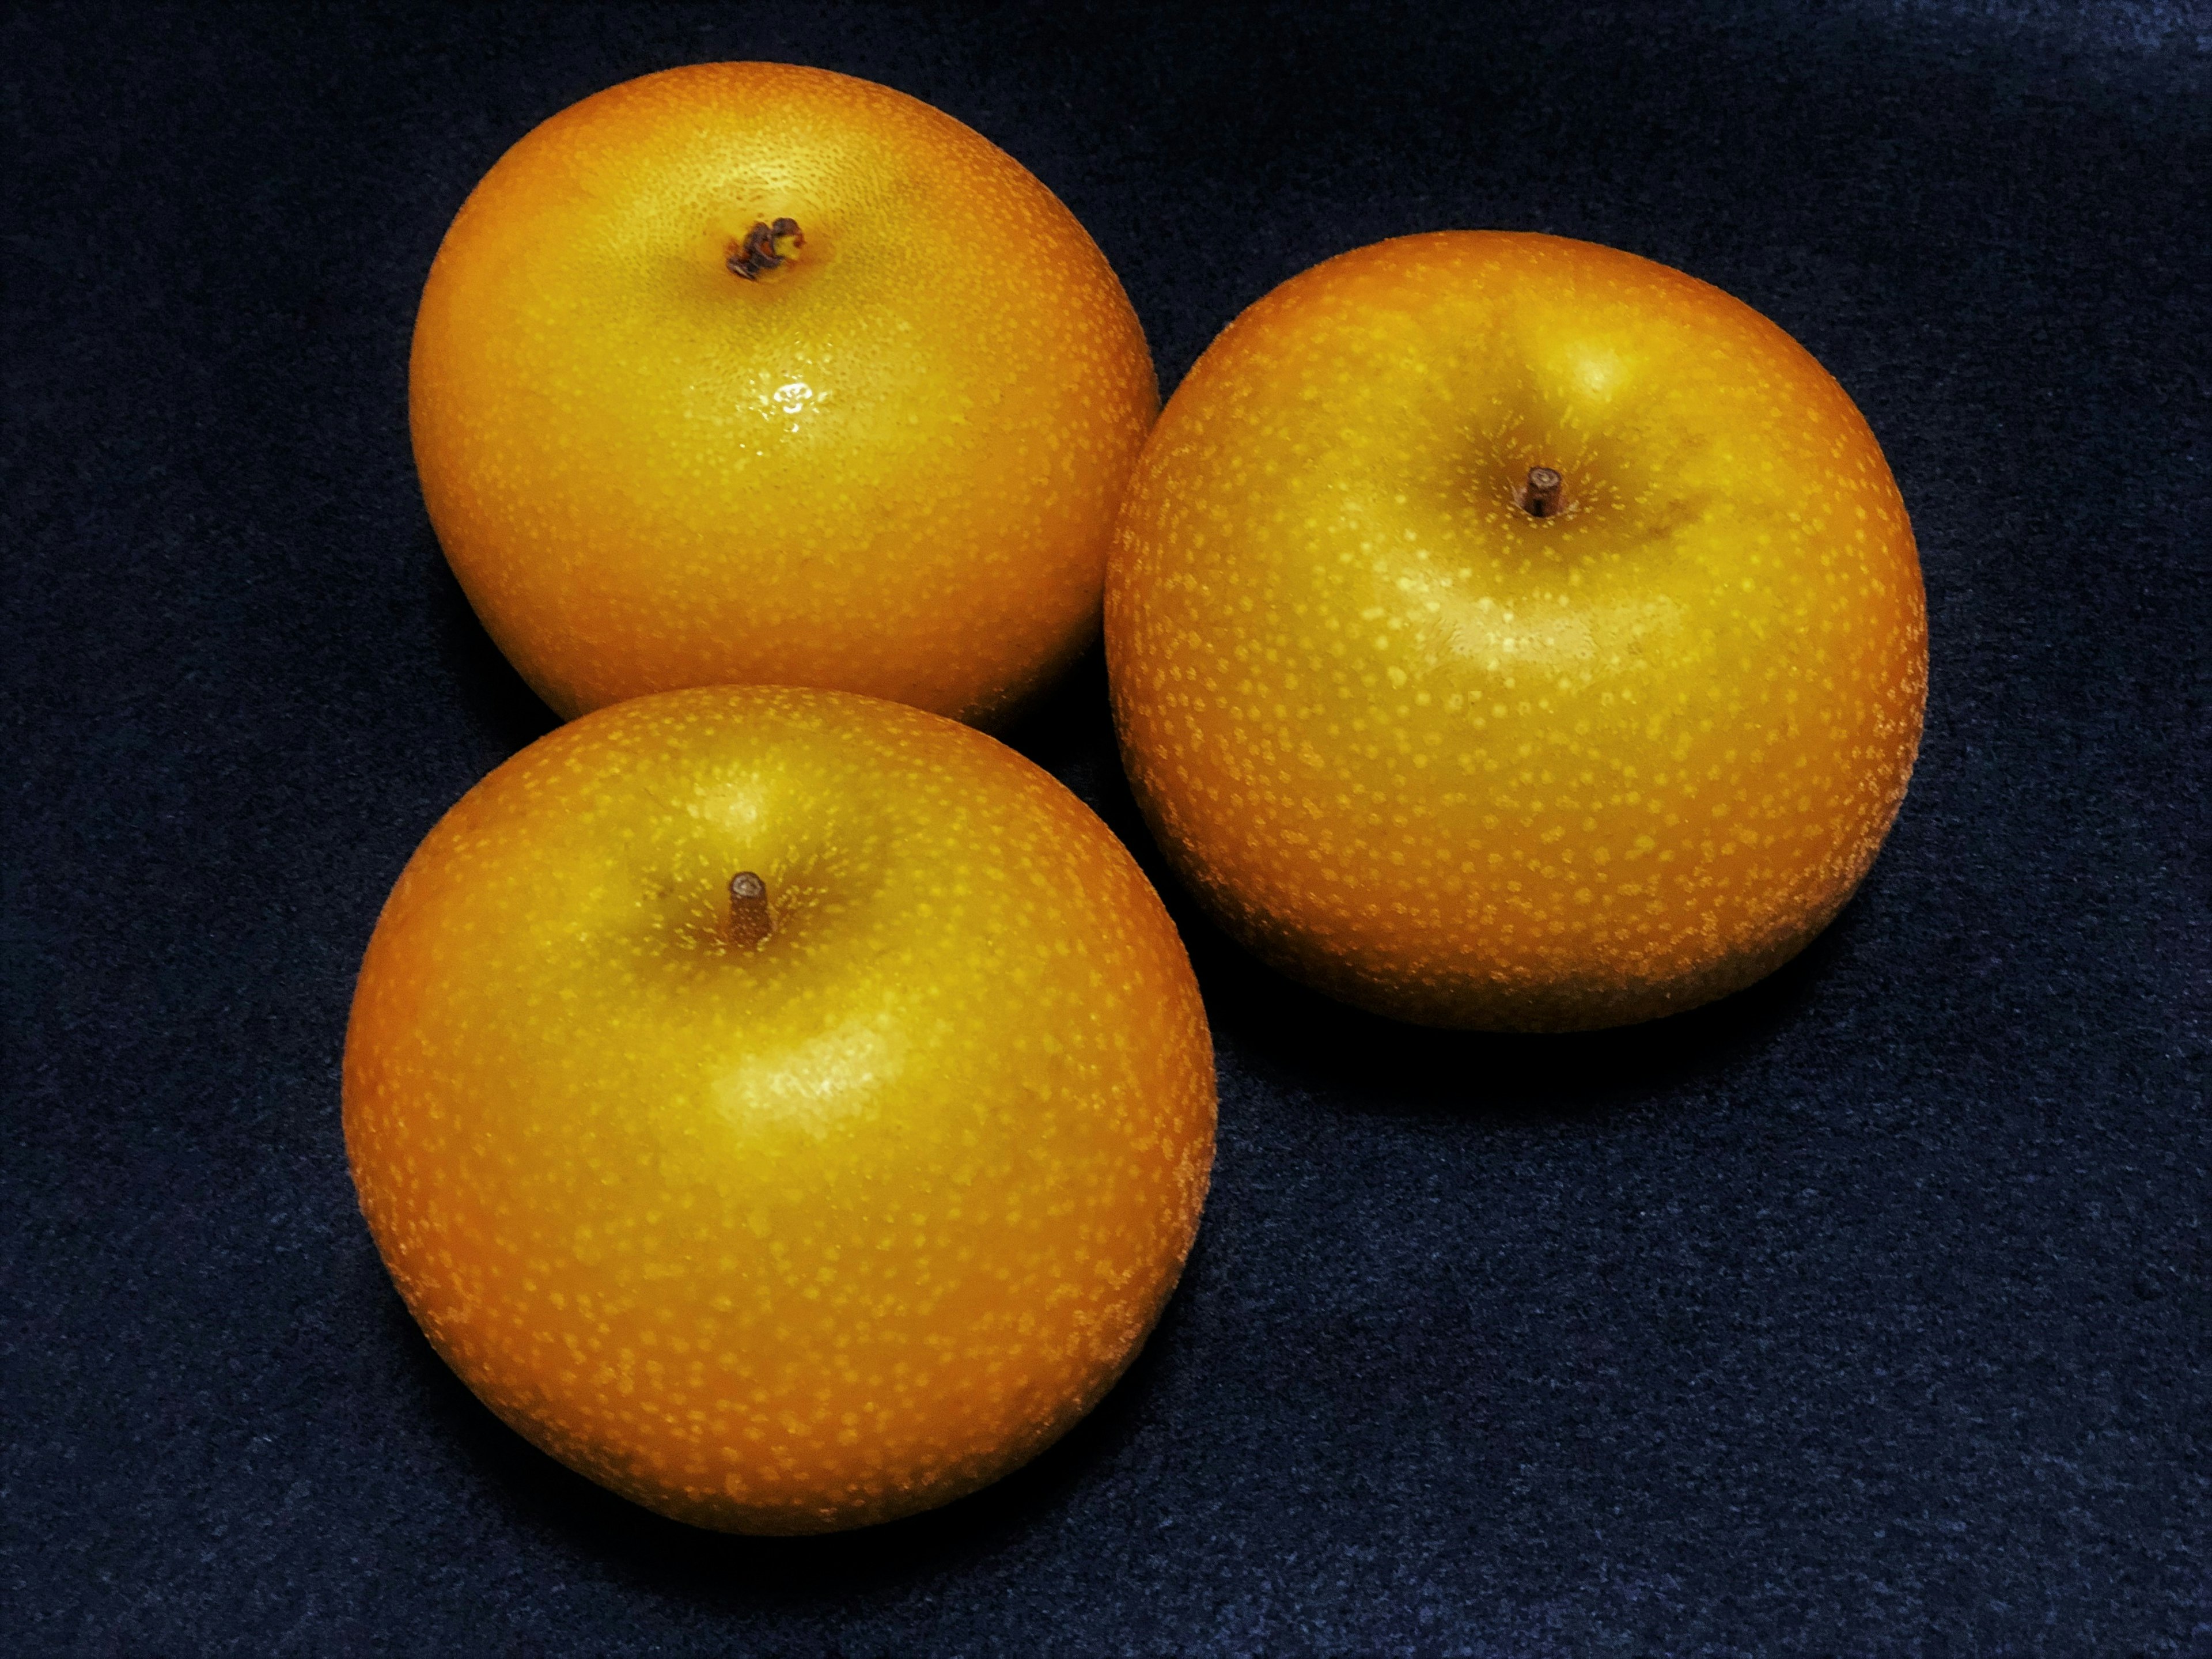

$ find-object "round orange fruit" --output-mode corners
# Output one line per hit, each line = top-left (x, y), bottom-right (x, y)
(410, 63), (1157, 724)
(1107, 232), (1926, 1031)
(343, 687), (1215, 1532)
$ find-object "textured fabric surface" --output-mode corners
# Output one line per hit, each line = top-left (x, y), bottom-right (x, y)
(5, 3), (2205, 1653)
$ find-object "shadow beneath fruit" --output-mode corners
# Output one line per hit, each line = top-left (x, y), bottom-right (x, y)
(994, 641), (1131, 824)
(421, 524), (559, 755)
(993, 643), (1214, 940)
(385, 1229), (1210, 1608)
(1195, 907), (1855, 1128)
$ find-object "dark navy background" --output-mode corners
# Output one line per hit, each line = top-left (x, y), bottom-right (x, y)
(7, 3), (2207, 1653)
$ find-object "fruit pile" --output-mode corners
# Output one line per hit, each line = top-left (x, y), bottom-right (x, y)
(346, 62), (1925, 1535)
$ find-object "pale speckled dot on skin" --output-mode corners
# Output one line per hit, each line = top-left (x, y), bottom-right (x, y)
(1107, 232), (1927, 1032)
(411, 62), (1157, 726)
(342, 687), (1215, 1533)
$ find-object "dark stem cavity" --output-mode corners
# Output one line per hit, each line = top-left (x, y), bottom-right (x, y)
(728, 218), (804, 281)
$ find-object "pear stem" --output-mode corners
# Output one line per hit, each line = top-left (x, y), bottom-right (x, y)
(1524, 467), (1563, 518)
(728, 218), (804, 281)
(729, 872), (772, 948)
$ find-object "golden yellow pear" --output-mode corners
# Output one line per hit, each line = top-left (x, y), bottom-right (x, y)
(1108, 232), (1926, 1031)
(411, 62), (1157, 724)
(344, 687), (1214, 1532)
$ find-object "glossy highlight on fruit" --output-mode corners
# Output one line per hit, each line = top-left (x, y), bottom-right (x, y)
(343, 687), (1215, 1532)
(411, 62), (1158, 725)
(1108, 232), (1926, 1031)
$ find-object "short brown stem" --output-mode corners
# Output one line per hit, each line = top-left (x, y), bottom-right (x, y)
(1524, 466), (1563, 518)
(729, 871), (772, 948)
(727, 218), (804, 281)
